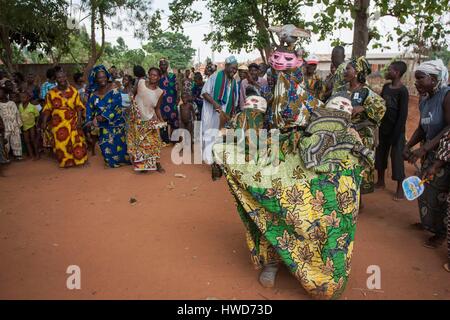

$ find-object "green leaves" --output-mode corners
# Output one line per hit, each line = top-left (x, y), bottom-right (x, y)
(144, 31), (196, 69)
(168, 0), (202, 32)
(326, 5), (336, 16)
(0, 0), (73, 69)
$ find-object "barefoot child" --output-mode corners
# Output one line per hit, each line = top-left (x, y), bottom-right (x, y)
(179, 93), (196, 144)
(18, 91), (40, 160)
(375, 61), (409, 200)
(0, 87), (22, 160)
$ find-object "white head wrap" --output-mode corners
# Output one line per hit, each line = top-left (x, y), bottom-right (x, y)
(159, 58), (174, 73)
(415, 59), (449, 89)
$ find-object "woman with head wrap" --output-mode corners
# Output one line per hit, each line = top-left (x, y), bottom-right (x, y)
(403, 59), (450, 249)
(343, 56), (386, 195)
(41, 68), (88, 168)
(85, 65), (130, 168)
(158, 58), (179, 144)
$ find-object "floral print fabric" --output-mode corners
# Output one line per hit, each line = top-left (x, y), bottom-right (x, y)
(213, 70), (366, 298)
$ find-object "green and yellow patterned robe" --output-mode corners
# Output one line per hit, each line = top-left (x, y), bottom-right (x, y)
(213, 67), (374, 299)
(349, 86), (386, 194)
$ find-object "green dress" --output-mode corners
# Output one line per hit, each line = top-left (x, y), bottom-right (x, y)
(213, 68), (372, 299)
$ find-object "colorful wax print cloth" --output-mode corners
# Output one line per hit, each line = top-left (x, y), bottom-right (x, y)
(127, 107), (162, 171)
(270, 68), (323, 130)
(0, 101), (22, 157)
(303, 73), (325, 101)
(43, 86), (88, 167)
(159, 73), (179, 128)
(213, 127), (364, 300)
(86, 88), (130, 168)
(201, 70), (239, 164)
(331, 63), (347, 94)
(213, 72), (366, 298)
(349, 86), (386, 194)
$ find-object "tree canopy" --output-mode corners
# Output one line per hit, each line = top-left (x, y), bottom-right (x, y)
(4, 0), (449, 72)
(0, 0), (71, 72)
(143, 31), (196, 70)
(167, 0), (450, 60)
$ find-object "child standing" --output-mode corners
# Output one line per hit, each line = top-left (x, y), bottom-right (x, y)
(19, 91), (40, 160)
(178, 93), (196, 144)
(0, 87), (22, 160)
(375, 61), (409, 200)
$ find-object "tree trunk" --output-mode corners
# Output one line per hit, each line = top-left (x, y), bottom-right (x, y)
(84, 6), (106, 79)
(351, 0), (370, 58)
(257, 48), (266, 64)
(84, 5), (98, 80)
(96, 12), (106, 61)
(0, 26), (14, 73)
(251, 3), (271, 64)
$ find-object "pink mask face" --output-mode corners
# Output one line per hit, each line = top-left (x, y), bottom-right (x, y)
(269, 51), (303, 71)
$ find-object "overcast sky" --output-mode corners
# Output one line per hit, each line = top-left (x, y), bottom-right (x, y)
(70, 0), (412, 63)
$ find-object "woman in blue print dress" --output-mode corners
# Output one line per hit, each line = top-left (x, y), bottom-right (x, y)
(86, 65), (130, 168)
(158, 58), (179, 143)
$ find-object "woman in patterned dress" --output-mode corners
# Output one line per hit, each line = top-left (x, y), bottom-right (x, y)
(127, 66), (165, 172)
(343, 57), (386, 196)
(158, 59), (179, 144)
(423, 128), (450, 272)
(41, 69), (88, 168)
(85, 65), (130, 168)
(0, 86), (22, 160)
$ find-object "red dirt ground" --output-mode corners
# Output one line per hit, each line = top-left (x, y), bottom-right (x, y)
(0, 97), (448, 300)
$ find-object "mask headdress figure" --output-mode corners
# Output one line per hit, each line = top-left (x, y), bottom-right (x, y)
(267, 24), (323, 128)
(267, 24), (310, 72)
(268, 47), (304, 71)
(212, 24), (370, 301)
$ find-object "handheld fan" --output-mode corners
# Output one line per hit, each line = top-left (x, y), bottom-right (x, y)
(402, 176), (428, 201)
